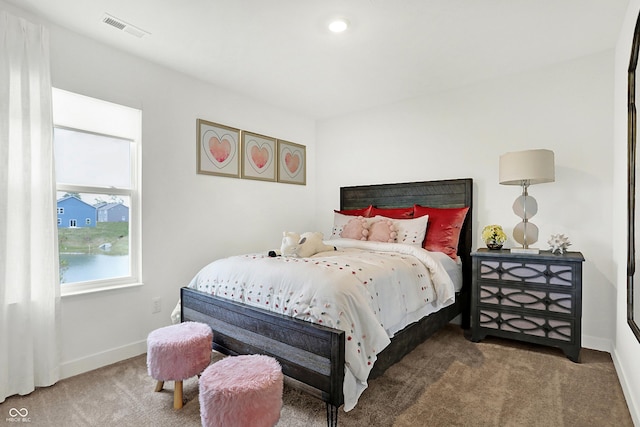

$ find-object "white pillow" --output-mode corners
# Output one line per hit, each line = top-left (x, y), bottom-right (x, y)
(373, 215), (429, 247)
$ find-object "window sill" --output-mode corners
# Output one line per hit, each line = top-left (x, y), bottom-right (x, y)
(61, 281), (143, 297)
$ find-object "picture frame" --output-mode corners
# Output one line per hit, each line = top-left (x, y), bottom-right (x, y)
(197, 119), (241, 178)
(277, 140), (306, 185)
(241, 131), (277, 182)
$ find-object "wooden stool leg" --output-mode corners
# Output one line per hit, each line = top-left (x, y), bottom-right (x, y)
(173, 380), (183, 410)
(155, 380), (164, 392)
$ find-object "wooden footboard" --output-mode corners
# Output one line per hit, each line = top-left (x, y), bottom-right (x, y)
(181, 287), (346, 407)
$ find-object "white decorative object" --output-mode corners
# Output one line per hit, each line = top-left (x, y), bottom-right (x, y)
(548, 233), (571, 254)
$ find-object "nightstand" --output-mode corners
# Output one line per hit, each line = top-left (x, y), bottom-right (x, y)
(469, 248), (584, 362)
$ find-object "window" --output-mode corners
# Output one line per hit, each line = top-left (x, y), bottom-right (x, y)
(53, 88), (141, 295)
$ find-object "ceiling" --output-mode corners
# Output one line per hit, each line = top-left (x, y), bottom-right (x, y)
(6, 0), (630, 119)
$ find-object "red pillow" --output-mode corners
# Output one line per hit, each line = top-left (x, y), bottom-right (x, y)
(370, 206), (413, 219)
(413, 205), (469, 259)
(335, 205), (372, 217)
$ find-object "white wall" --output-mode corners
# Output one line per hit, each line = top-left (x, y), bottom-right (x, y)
(614, 1), (640, 424)
(316, 52), (616, 351)
(1, 3), (317, 378)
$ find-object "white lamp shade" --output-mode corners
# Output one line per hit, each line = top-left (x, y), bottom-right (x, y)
(499, 149), (555, 185)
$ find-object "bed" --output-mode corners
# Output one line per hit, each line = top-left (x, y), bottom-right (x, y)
(180, 178), (473, 426)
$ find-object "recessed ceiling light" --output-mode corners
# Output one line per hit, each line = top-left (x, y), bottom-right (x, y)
(328, 18), (349, 33)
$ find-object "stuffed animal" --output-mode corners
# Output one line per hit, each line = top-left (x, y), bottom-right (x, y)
(296, 231), (335, 258)
(280, 231), (301, 257)
(268, 231), (300, 257)
(268, 231), (335, 258)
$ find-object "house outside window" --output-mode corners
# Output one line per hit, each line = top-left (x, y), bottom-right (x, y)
(53, 88), (142, 295)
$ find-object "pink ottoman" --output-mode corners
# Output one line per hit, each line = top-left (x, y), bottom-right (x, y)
(199, 354), (283, 427)
(147, 321), (213, 409)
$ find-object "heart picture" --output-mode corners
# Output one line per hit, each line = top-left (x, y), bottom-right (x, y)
(201, 127), (237, 172)
(249, 142), (273, 172)
(285, 152), (300, 174)
(242, 132), (276, 181)
(209, 136), (231, 163)
(278, 141), (305, 185)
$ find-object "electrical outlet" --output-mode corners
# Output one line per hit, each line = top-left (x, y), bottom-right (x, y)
(152, 297), (161, 314)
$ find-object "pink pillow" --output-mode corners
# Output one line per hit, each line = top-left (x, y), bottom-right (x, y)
(368, 219), (397, 243)
(340, 216), (369, 240)
(335, 205), (373, 217)
(369, 206), (413, 219)
(413, 205), (469, 259)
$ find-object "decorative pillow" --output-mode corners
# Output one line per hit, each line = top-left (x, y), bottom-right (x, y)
(368, 218), (397, 243)
(369, 206), (413, 219)
(413, 205), (469, 259)
(340, 216), (369, 240)
(335, 205), (373, 217)
(330, 212), (354, 239)
(374, 215), (429, 247)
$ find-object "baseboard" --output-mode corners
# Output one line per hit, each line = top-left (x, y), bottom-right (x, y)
(611, 348), (640, 426)
(60, 340), (147, 380)
(581, 334), (613, 353)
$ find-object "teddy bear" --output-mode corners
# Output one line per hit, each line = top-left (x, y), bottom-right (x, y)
(268, 231), (335, 258)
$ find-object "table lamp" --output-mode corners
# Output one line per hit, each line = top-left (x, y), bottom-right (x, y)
(499, 149), (555, 254)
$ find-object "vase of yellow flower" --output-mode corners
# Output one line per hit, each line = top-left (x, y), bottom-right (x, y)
(482, 224), (507, 250)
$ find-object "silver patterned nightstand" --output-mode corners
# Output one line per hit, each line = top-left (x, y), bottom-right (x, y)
(469, 248), (584, 362)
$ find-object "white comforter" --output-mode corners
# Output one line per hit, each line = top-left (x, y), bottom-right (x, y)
(184, 239), (456, 411)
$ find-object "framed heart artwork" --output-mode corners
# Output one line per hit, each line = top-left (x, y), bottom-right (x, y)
(277, 140), (306, 185)
(241, 131), (277, 182)
(196, 119), (241, 178)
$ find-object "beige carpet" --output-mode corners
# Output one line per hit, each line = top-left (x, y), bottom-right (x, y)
(1, 325), (633, 426)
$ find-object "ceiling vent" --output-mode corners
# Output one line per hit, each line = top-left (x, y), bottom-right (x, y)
(102, 13), (149, 38)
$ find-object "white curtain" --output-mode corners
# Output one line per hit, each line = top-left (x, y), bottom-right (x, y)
(0, 10), (61, 402)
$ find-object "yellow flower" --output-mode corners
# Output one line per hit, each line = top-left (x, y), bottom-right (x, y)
(482, 224), (507, 244)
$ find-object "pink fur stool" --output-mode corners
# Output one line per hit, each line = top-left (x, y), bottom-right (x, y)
(147, 321), (213, 409)
(199, 354), (283, 427)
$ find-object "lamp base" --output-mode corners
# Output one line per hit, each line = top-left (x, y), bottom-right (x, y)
(510, 247), (540, 254)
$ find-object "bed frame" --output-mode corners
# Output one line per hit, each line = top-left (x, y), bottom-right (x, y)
(181, 178), (473, 426)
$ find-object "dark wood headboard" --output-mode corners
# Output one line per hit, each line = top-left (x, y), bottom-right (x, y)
(340, 178), (473, 255)
(340, 178), (474, 326)
(340, 178), (473, 211)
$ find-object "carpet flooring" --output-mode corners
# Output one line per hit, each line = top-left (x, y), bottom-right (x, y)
(1, 324), (633, 426)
